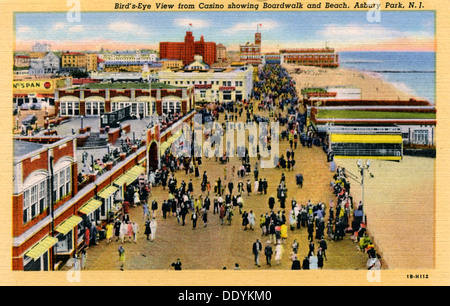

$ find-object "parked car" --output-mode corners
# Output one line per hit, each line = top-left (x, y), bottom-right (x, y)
(30, 103), (42, 110)
(22, 114), (37, 126)
(20, 103), (30, 110)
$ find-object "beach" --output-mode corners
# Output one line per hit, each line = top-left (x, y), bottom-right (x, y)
(283, 63), (435, 269)
(335, 156), (435, 269)
(284, 64), (419, 101)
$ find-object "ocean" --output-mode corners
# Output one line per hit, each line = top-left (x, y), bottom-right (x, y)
(338, 52), (435, 104)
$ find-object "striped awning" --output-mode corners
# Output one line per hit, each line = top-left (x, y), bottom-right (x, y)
(98, 185), (118, 199)
(160, 129), (183, 155)
(114, 165), (146, 186)
(79, 199), (102, 215)
(25, 236), (58, 260)
(330, 133), (403, 144)
(55, 215), (83, 235)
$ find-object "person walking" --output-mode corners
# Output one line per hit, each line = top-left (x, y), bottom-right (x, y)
(242, 211), (249, 230)
(171, 258), (182, 270)
(151, 200), (158, 218)
(143, 202), (150, 221)
(274, 242), (284, 265)
(105, 222), (113, 244)
(248, 210), (255, 230)
(191, 211), (198, 229)
(118, 245), (126, 271)
(246, 180), (252, 196)
(150, 217), (157, 241)
(144, 218), (151, 240)
(132, 221), (139, 243)
(202, 208), (208, 227)
(264, 242), (273, 266)
(80, 249), (87, 270)
(84, 226), (90, 249)
(219, 205), (225, 225)
(127, 221), (133, 243)
(114, 219), (121, 242)
(252, 239), (262, 267)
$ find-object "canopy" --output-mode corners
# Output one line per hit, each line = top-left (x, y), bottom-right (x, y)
(160, 129), (183, 155)
(114, 165), (146, 186)
(79, 199), (102, 215)
(25, 236), (58, 260)
(55, 215), (83, 235)
(97, 185), (118, 199)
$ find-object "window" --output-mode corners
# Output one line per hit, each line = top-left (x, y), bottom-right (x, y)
(223, 91), (232, 100)
(23, 189), (30, 224)
(414, 130), (428, 144)
(65, 167), (71, 196)
(23, 176), (48, 224)
(59, 169), (65, 198)
(39, 180), (47, 212)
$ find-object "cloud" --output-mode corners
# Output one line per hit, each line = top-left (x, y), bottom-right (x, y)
(173, 18), (211, 29)
(17, 26), (32, 33)
(108, 21), (146, 34)
(315, 23), (435, 50)
(223, 20), (280, 35)
(68, 25), (85, 32)
(52, 22), (65, 31)
(318, 23), (399, 40)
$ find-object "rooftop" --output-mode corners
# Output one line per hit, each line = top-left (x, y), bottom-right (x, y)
(14, 140), (45, 157)
(316, 109), (436, 120)
(78, 82), (182, 90)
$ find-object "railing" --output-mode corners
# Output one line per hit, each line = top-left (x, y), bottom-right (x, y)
(77, 138), (145, 191)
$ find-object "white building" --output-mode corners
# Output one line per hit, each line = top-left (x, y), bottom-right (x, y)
(158, 63), (253, 103)
(98, 51), (157, 64)
(32, 43), (52, 52)
(29, 52), (60, 75)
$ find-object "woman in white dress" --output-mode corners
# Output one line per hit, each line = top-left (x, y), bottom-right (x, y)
(120, 221), (127, 243)
(150, 218), (157, 242)
(275, 242), (284, 265)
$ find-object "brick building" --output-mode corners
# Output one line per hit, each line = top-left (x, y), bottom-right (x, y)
(160, 31), (217, 66)
(55, 84), (195, 118)
(239, 32), (262, 66)
(12, 136), (78, 271)
(280, 48), (339, 68)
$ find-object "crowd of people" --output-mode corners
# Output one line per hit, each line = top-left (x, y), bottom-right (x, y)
(72, 64), (381, 271)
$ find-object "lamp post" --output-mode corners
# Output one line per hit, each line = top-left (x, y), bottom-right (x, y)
(356, 159), (371, 223)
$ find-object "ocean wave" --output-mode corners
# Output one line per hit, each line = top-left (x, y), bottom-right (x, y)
(373, 70), (435, 73)
(340, 60), (384, 64)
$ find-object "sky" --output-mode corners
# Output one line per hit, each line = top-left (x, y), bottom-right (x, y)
(14, 11), (435, 52)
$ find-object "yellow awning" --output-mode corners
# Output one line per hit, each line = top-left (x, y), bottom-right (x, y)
(25, 236), (58, 260)
(160, 130), (183, 155)
(330, 134), (403, 144)
(98, 185), (118, 199)
(55, 215), (83, 235)
(114, 165), (146, 186)
(79, 199), (102, 215)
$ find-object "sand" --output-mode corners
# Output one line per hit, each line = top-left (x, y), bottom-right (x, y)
(335, 157), (435, 269)
(284, 64), (418, 101)
(282, 63), (435, 269)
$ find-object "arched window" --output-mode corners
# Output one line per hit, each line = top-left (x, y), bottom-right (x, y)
(22, 170), (48, 224)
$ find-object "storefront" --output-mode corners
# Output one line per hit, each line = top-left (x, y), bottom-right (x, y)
(113, 165), (146, 200)
(54, 215), (82, 256)
(23, 236), (58, 271)
(97, 185), (119, 221)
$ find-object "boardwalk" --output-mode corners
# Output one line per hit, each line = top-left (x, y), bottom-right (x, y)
(69, 108), (369, 271)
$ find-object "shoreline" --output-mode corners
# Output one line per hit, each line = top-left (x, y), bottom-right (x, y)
(283, 63), (423, 102)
